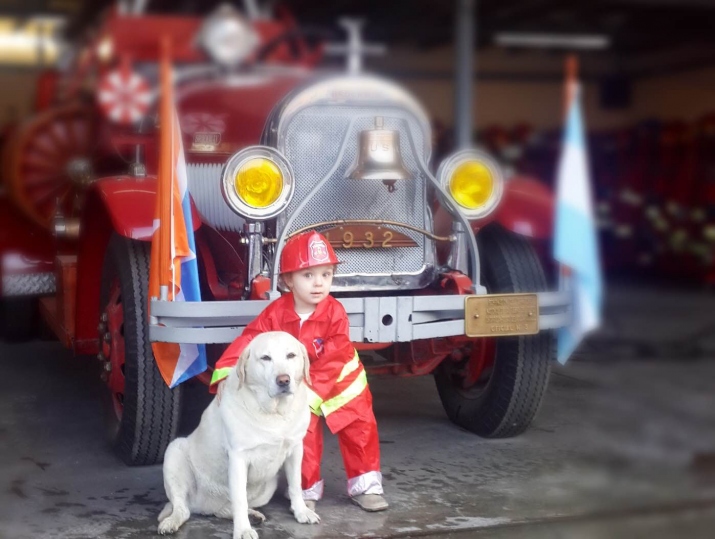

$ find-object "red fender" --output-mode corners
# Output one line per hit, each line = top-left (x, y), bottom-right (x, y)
(485, 175), (554, 240)
(84, 176), (201, 241)
(73, 176), (202, 349)
(434, 175), (554, 264)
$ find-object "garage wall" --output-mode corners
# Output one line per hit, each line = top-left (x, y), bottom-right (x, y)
(0, 70), (38, 126)
(2, 54), (715, 133)
(372, 46), (715, 132)
(401, 78), (629, 131)
(371, 46), (629, 131)
(632, 66), (715, 122)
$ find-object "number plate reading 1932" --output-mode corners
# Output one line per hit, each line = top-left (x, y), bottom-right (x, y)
(465, 293), (539, 337)
(321, 224), (418, 249)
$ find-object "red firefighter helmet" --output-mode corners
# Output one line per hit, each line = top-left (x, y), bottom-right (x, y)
(280, 231), (341, 274)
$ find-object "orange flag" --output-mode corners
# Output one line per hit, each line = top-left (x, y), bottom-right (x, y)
(148, 37), (207, 387)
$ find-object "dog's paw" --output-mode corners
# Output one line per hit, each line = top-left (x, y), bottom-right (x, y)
(234, 528), (259, 539)
(293, 506), (320, 524)
(248, 509), (266, 526)
(157, 506), (190, 535)
(157, 517), (180, 535)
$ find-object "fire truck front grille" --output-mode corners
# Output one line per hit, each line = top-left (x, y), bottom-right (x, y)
(187, 163), (245, 232)
(278, 109), (433, 285)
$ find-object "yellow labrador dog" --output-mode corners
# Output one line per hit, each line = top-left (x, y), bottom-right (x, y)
(157, 331), (319, 539)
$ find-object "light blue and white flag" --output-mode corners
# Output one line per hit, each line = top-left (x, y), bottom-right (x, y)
(554, 85), (603, 364)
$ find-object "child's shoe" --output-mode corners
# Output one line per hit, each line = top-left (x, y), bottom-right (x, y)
(305, 500), (317, 511)
(351, 494), (388, 512)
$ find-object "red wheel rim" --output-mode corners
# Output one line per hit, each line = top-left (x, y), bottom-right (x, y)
(443, 338), (497, 398)
(102, 278), (126, 420)
(461, 338), (496, 389)
(7, 105), (95, 228)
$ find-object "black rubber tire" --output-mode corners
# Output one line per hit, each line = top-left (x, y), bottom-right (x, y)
(434, 223), (554, 438)
(100, 233), (182, 465)
(0, 298), (37, 342)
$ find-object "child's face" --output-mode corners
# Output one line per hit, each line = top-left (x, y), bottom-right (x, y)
(283, 264), (335, 314)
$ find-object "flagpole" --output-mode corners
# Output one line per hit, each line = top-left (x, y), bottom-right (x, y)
(158, 36), (173, 302)
(169, 107), (176, 301)
(564, 54), (578, 118)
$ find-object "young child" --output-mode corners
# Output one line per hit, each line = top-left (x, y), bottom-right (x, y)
(210, 230), (388, 512)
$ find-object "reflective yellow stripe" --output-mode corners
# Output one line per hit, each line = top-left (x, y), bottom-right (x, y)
(306, 387), (324, 416)
(321, 371), (368, 416)
(210, 367), (232, 386)
(336, 351), (361, 383)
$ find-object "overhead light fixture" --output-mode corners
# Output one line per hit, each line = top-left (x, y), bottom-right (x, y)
(494, 32), (610, 50)
(0, 17), (65, 66)
(197, 4), (258, 68)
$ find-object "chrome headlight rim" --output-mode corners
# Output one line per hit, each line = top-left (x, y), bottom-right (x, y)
(221, 146), (295, 221)
(198, 6), (258, 68)
(437, 148), (505, 220)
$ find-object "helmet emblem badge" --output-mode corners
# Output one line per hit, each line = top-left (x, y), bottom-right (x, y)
(310, 239), (330, 263)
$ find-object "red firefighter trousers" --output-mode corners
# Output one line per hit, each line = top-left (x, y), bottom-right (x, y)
(301, 389), (381, 495)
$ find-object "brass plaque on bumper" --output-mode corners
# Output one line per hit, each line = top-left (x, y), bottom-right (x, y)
(465, 293), (539, 337)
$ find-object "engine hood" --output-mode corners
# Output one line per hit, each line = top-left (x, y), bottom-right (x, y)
(176, 69), (311, 161)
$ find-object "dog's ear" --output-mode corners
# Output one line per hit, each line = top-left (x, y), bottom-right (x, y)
(299, 342), (311, 385)
(236, 345), (251, 389)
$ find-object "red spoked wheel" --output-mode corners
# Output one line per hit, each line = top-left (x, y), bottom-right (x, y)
(100, 277), (126, 423)
(99, 233), (182, 466)
(4, 104), (97, 228)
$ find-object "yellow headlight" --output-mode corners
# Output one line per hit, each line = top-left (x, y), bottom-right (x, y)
(234, 158), (283, 208)
(449, 161), (494, 210)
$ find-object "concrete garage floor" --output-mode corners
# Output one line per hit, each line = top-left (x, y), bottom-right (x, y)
(2, 284), (715, 539)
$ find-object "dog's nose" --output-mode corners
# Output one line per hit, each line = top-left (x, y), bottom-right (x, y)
(276, 374), (291, 388)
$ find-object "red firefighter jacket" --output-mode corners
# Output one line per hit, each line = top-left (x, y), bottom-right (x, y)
(210, 293), (367, 418)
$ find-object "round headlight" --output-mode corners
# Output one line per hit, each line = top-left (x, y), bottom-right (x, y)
(198, 5), (258, 68)
(437, 149), (504, 219)
(222, 146), (294, 220)
(235, 158), (283, 208)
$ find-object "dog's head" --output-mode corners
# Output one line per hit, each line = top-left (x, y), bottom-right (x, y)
(235, 331), (310, 398)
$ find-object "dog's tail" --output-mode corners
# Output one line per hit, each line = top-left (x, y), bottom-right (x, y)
(158, 502), (173, 522)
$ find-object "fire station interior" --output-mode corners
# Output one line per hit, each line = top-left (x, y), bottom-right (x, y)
(2, 1), (715, 538)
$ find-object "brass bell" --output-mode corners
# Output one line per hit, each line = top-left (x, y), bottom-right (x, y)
(348, 116), (411, 191)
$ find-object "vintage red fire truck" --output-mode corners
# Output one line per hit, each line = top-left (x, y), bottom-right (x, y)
(0, 4), (569, 465)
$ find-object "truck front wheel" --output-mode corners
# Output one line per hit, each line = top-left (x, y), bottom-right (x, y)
(434, 223), (553, 438)
(99, 233), (182, 465)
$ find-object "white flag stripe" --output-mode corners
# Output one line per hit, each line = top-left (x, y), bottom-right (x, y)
(171, 344), (201, 386)
(169, 287), (200, 386)
(558, 147), (593, 214)
(172, 106), (206, 387)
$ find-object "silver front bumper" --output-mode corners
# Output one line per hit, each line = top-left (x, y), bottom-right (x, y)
(149, 291), (571, 344)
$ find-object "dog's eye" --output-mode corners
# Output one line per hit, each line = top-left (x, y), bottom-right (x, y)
(286, 352), (296, 359)
(260, 355), (272, 362)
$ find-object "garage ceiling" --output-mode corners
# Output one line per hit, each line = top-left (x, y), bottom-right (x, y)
(282, 0), (715, 55)
(3, 0), (715, 57)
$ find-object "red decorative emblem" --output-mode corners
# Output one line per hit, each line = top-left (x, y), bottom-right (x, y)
(309, 239), (329, 263)
(182, 112), (228, 135)
(97, 65), (151, 126)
